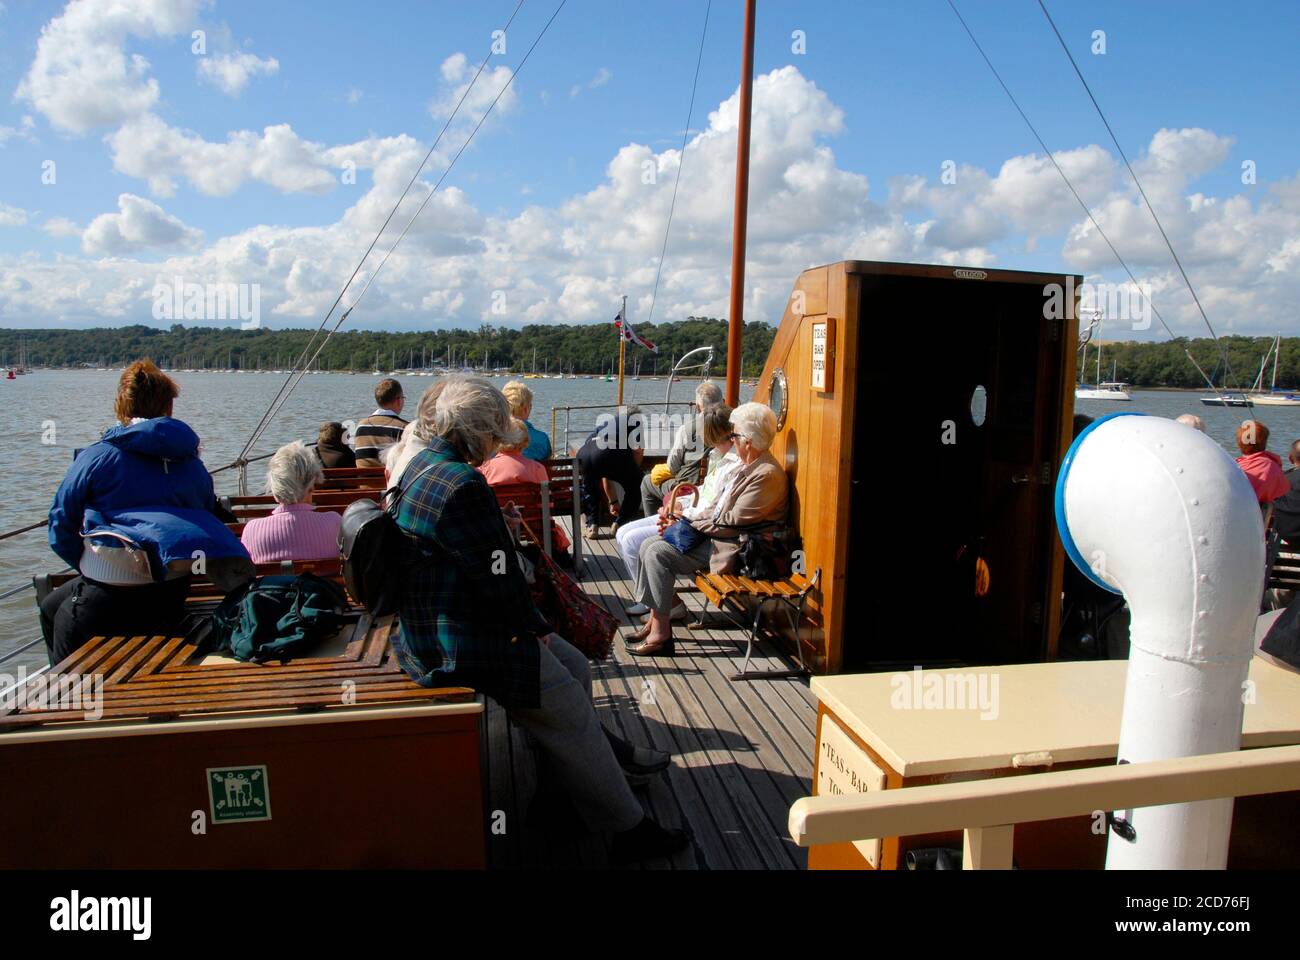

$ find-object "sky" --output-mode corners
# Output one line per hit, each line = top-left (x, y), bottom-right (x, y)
(0, 0), (1297, 340)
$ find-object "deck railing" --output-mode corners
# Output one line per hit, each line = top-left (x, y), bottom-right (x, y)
(788, 743), (1300, 869)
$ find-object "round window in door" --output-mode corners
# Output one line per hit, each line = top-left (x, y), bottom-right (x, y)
(970, 384), (988, 427)
(768, 368), (789, 431)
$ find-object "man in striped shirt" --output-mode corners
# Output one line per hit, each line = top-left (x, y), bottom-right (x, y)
(353, 378), (407, 467)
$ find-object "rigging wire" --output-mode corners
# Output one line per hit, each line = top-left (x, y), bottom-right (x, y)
(235, 0), (530, 464)
(246, 0), (569, 446)
(1035, 0), (1242, 395)
(643, 0), (711, 330)
(945, 0), (1223, 395)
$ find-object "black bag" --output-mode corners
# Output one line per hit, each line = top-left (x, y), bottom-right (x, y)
(736, 522), (802, 580)
(1261, 596), (1300, 670)
(339, 461), (437, 615)
(210, 573), (349, 663)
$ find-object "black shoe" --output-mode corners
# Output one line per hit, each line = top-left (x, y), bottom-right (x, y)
(604, 729), (671, 777)
(610, 816), (689, 865)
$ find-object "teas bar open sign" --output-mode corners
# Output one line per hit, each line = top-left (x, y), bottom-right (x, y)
(816, 715), (885, 866)
(811, 319), (834, 392)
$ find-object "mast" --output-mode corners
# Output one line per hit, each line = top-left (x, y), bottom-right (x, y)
(724, 0), (757, 407)
(617, 294), (627, 405)
(1273, 334), (1280, 393)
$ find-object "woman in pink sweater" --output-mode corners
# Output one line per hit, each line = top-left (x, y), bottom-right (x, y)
(240, 441), (342, 563)
(477, 420), (571, 552)
(1236, 419), (1290, 504)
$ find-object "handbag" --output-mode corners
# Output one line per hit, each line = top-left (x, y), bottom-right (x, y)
(736, 521), (802, 580)
(660, 484), (705, 554)
(520, 521), (616, 660)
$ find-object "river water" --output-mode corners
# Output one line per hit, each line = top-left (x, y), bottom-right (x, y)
(0, 368), (754, 670)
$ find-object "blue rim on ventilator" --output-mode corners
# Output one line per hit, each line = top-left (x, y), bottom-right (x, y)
(1054, 411), (1148, 595)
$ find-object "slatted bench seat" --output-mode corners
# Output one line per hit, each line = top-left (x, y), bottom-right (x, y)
(0, 614), (487, 868)
(1266, 535), (1300, 598)
(692, 568), (821, 681)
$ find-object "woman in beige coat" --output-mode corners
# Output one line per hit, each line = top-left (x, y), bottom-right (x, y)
(627, 402), (788, 657)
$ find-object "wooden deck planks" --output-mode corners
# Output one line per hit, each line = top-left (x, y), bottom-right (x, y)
(485, 518), (817, 870)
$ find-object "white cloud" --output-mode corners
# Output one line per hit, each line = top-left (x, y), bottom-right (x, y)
(42, 216), (81, 237)
(429, 52), (518, 124)
(196, 50), (279, 96)
(108, 114), (340, 197)
(15, 0), (204, 134)
(82, 194), (203, 255)
(570, 66), (611, 98)
(1, 66), (1298, 342)
(347, 87), (363, 105)
(0, 203), (28, 226)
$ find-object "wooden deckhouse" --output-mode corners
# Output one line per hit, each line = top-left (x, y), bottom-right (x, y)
(754, 259), (1080, 674)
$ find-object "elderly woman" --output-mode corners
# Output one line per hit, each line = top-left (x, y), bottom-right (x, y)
(42, 359), (252, 664)
(627, 402), (788, 657)
(502, 379), (552, 461)
(240, 441), (343, 564)
(391, 376), (686, 863)
(618, 405), (738, 617)
(640, 379), (723, 516)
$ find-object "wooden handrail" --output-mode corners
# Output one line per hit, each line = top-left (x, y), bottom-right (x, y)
(789, 744), (1300, 853)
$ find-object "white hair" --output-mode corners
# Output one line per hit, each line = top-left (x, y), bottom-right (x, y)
(729, 402), (777, 451)
(434, 375), (526, 466)
(266, 441), (323, 504)
(1175, 413), (1206, 433)
(413, 381), (447, 442)
(695, 380), (723, 410)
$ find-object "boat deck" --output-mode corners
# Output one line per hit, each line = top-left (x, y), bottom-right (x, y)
(485, 518), (818, 869)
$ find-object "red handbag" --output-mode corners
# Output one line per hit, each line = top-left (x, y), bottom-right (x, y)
(520, 520), (616, 661)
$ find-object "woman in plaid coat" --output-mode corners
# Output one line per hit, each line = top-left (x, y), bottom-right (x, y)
(392, 376), (688, 864)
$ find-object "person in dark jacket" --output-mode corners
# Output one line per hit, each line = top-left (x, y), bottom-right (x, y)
(314, 421), (356, 469)
(576, 406), (645, 538)
(391, 376), (686, 864)
(1270, 440), (1300, 545)
(40, 360), (253, 664)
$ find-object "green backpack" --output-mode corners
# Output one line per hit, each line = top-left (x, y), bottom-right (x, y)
(210, 573), (350, 663)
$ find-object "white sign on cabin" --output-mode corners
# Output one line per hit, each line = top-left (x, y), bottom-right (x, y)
(810, 319), (833, 392)
(816, 714), (886, 867)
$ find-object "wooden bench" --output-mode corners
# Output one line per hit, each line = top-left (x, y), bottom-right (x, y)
(0, 615), (486, 868)
(222, 489), (380, 520)
(692, 567), (821, 681)
(1266, 532), (1300, 599)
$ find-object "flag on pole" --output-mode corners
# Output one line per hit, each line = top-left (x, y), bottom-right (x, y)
(614, 309), (658, 353)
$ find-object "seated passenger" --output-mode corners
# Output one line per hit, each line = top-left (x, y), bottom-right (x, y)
(240, 442), (343, 564)
(576, 406), (645, 537)
(618, 405), (737, 618)
(1175, 413), (1206, 432)
(1236, 419), (1289, 505)
(392, 375), (686, 863)
(627, 402), (788, 657)
(41, 360), (253, 665)
(385, 383), (444, 492)
(477, 418), (571, 554)
(314, 421), (356, 469)
(502, 380), (552, 462)
(640, 380), (722, 516)
(1270, 440), (1300, 545)
(353, 378), (408, 468)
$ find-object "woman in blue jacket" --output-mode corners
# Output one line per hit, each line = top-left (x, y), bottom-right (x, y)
(40, 360), (253, 664)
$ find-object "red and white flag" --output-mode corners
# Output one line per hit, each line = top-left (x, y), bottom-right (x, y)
(614, 308), (657, 353)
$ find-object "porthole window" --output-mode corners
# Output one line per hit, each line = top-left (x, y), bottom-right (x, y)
(970, 384), (988, 427)
(769, 368), (789, 431)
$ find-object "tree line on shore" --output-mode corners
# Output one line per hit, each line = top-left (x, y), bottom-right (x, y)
(3, 323), (1299, 389)
(0, 317), (778, 378)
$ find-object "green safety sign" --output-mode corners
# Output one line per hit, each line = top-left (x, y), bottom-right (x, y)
(207, 765), (272, 824)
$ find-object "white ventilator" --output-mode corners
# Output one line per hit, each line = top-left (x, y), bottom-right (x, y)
(1055, 413), (1264, 869)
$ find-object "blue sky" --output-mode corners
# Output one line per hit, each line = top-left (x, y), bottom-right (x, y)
(0, 0), (1297, 337)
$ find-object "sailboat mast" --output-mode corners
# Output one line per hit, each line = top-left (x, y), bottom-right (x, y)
(724, 0), (757, 407)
